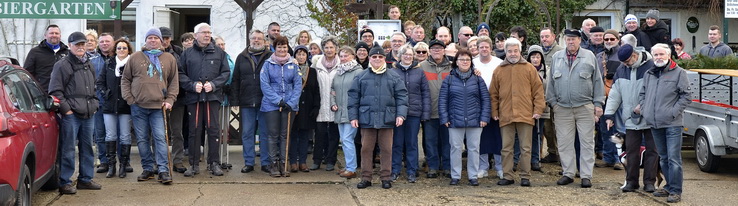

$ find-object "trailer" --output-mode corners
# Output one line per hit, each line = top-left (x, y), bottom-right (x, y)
(683, 69), (738, 172)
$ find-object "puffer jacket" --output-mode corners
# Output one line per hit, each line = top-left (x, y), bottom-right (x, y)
(348, 67), (408, 129)
(313, 55), (339, 122)
(48, 54), (98, 119)
(604, 51), (652, 130)
(439, 67), (491, 128)
(331, 63), (364, 123)
(24, 39), (69, 93)
(639, 60), (691, 129)
(96, 56), (131, 114)
(392, 61), (430, 120)
(178, 39), (231, 105)
(419, 57), (452, 119)
(260, 55), (302, 112)
(230, 47), (272, 108)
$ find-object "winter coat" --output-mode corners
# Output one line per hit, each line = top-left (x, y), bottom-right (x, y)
(638, 60), (691, 129)
(294, 65), (320, 129)
(542, 44), (564, 68)
(89, 49), (113, 106)
(699, 42), (734, 58)
(348, 67), (408, 129)
(230, 48), (272, 108)
(259, 55), (302, 112)
(391, 61), (431, 120)
(418, 57), (453, 119)
(489, 59), (545, 127)
(641, 20), (671, 46)
(625, 28), (653, 51)
(313, 55), (339, 122)
(546, 48), (605, 108)
(96, 57), (131, 114)
(439, 67), (491, 128)
(48, 54), (98, 119)
(585, 43), (606, 56)
(165, 45), (187, 107)
(604, 52), (652, 130)
(121, 51), (179, 109)
(331, 64), (364, 123)
(24, 40), (69, 93)
(178, 40), (231, 105)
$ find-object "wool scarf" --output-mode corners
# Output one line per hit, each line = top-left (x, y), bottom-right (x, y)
(115, 56), (130, 77)
(335, 60), (359, 76)
(144, 49), (163, 80)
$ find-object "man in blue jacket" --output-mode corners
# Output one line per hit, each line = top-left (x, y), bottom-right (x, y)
(179, 23), (231, 177)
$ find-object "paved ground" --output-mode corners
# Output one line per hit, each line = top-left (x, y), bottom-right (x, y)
(33, 146), (738, 206)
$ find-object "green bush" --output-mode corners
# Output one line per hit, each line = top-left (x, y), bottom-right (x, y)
(677, 55), (738, 70)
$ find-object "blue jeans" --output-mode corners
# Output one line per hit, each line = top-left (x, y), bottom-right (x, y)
(422, 119), (450, 170)
(240, 108), (269, 167)
(514, 119), (543, 164)
(599, 118), (618, 164)
(338, 123), (358, 172)
(651, 126), (683, 195)
(392, 116), (420, 175)
(103, 114), (131, 144)
(94, 109), (107, 164)
(59, 114), (95, 186)
(131, 105), (169, 173)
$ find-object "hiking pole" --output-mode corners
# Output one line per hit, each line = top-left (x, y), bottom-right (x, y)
(163, 106), (173, 182)
(284, 110), (293, 176)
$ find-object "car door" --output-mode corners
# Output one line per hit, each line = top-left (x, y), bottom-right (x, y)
(19, 71), (58, 179)
(2, 72), (47, 179)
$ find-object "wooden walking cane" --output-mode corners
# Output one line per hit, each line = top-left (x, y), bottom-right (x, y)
(163, 106), (173, 182)
(284, 110), (293, 177)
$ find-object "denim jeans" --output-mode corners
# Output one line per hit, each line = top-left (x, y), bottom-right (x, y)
(94, 109), (107, 164)
(392, 116), (420, 175)
(651, 126), (684, 195)
(131, 105), (169, 173)
(103, 114), (131, 144)
(599, 118), (618, 164)
(338, 123), (358, 172)
(289, 128), (312, 165)
(422, 119), (450, 171)
(59, 114), (95, 186)
(514, 119), (543, 165)
(240, 107), (269, 167)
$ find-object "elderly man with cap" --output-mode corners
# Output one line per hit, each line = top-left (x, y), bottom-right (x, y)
(546, 29), (605, 188)
(419, 39), (453, 178)
(50, 31), (103, 194)
(350, 46), (408, 189)
(121, 27), (179, 184)
(584, 26), (606, 55)
(604, 44), (658, 193)
(477, 23), (490, 37)
(159, 26), (187, 173)
(624, 14), (654, 51)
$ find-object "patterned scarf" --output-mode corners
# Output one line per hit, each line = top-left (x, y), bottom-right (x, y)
(335, 60), (359, 75)
(144, 49), (163, 80)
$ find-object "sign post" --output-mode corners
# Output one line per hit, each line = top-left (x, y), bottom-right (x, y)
(0, 0), (121, 20)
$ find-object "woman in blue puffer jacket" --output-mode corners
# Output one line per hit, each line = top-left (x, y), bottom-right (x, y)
(439, 49), (491, 186)
(260, 36), (302, 177)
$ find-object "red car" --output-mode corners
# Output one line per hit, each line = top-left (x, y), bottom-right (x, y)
(0, 58), (60, 206)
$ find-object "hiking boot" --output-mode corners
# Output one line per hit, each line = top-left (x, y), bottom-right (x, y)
(76, 180), (102, 190)
(137, 170), (156, 181)
(158, 172), (173, 184)
(96, 163), (109, 173)
(59, 184), (77, 194)
(667, 194), (681, 203)
(270, 161), (281, 177)
(184, 165), (199, 177)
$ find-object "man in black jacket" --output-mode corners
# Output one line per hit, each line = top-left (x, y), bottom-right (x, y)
(624, 14), (653, 51)
(24, 24), (69, 93)
(230, 30), (273, 173)
(49, 31), (102, 194)
(179, 23), (231, 177)
(160, 26), (188, 173)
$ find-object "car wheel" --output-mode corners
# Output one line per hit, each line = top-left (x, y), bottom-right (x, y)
(15, 164), (32, 206)
(695, 130), (721, 173)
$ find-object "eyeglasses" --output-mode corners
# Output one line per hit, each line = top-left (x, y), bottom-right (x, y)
(371, 55), (385, 59)
(604, 38), (617, 42)
(362, 35), (373, 39)
(457, 58), (472, 62)
(391, 40), (404, 43)
(416, 50), (427, 54)
(430, 47), (444, 51)
(116, 47), (128, 50)
(198, 31), (212, 34)
(462, 33), (474, 37)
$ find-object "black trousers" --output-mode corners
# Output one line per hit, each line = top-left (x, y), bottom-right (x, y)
(187, 101), (220, 166)
(264, 110), (295, 162)
(625, 129), (658, 185)
(314, 122), (339, 165)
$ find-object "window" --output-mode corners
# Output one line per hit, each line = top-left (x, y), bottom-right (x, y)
(19, 72), (47, 112)
(3, 73), (33, 112)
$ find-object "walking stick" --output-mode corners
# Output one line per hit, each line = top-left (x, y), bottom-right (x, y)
(284, 110), (293, 176)
(163, 106), (173, 181)
(537, 118), (542, 163)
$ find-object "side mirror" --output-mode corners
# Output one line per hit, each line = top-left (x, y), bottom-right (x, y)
(45, 95), (60, 111)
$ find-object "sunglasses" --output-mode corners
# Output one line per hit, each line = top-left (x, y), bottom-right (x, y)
(462, 34), (474, 37)
(371, 55), (385, 59)
(116, 47), (128, 50)
(416, 51), (428, 54)
(604, 38), (617, 42)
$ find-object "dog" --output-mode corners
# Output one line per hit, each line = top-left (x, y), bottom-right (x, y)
(610, 132), (664, 189)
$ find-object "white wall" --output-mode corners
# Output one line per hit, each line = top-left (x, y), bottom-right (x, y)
(0, 18), (85, 64)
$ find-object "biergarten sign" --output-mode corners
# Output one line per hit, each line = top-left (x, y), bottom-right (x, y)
(0, 0), (120, 20)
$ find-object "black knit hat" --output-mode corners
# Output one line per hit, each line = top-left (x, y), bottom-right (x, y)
(355, 41), (370, 51)
(369, 46), (385, 57)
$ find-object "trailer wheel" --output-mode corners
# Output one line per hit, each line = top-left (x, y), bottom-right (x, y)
(695, 130), (721, 172)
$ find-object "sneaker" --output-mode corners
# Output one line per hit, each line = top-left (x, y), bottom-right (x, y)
(478, 170), (489, 179)
(241, 165), (254, 173)
(76, 180), (102, 190)
(653, 189), (670, 197)
(309, 163), (321, 170)
(426, 170), (439, 178)
(209, 162), (224, 176)
(325, 164), (335, 171)
(407, 174), (417, 183)
(666, 194), (681, 203)
(261, 165), (270, 173)
(613, 163), (624, 170)
(496, 170), (504, 179)
(59, 184), (77, 194)
(390, 173), (399, 182)
(184, 166), (200, 177)
(158, 172), (172, 184)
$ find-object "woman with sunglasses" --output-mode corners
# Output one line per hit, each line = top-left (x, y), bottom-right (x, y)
(96, 38), (134, 178)
(413, 42), (429, 62)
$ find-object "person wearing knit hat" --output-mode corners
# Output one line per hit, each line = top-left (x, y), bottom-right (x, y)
(145, 27), (163, 42)
(360, 28), (378, 48)
(355, 42), (371, 69)
(477, 23), (490, 37)
(624, 14), (654, 51)
(584, 26), (606, 55)
(642, 9), (672, 52)
(352, 39), (408, 190)
(604, 42), (658, 194)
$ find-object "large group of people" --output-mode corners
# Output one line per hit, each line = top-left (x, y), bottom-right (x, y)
(22, 6), (736, 204)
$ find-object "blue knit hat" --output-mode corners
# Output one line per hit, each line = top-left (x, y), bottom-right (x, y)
(618, 44), (634, 62)
(477, 23), (490, 34)
(145, 27), (162, 40)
